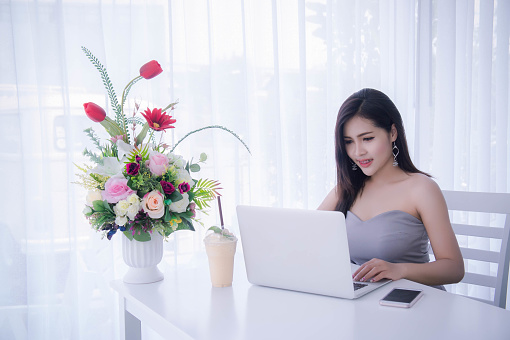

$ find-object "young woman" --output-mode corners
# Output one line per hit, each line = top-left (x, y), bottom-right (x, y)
(318, 88), (464, 288)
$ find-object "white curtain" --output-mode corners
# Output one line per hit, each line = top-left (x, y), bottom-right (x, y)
(1, 0), (508, 338)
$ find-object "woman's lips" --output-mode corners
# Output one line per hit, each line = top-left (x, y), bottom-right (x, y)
(358, 159), (373, 168)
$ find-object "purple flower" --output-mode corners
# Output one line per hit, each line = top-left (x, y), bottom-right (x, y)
(126, 162), (140, 176)
(160, 180), (176, 195)
(135, 155), (142, 163)
(178, 182), (190, 194)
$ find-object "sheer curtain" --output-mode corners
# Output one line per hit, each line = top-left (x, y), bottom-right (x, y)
(1, 0), (508, 338)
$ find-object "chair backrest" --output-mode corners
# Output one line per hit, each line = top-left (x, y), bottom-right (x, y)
(441, 190), (510, 309)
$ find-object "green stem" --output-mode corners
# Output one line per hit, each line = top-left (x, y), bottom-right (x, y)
(121, 76), (142, 117)
(170, 125), (251, 154)
(162, 101), (179, 112)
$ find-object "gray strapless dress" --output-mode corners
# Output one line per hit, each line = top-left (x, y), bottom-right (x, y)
(346, 210), (445, 290)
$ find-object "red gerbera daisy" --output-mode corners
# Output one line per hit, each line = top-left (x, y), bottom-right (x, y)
(141, 108), (176, 131)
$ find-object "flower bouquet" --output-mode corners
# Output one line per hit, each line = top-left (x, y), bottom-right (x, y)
(75, 47), (249, 242)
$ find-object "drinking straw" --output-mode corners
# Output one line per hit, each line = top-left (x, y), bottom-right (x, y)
(218, 196), (224, 229)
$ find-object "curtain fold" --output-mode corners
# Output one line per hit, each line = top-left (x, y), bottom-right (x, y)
(1, 0), (508, 338)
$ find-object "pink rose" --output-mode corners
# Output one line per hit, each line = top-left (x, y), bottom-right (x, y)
(146, 152), (169, 176)
(141, 190), (165, 219)
(102, 175), (136, 203)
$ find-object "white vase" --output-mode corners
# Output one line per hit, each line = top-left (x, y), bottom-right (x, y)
(122, 231), (164, 284)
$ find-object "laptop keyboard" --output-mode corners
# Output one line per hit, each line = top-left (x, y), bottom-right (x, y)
(353, 282), (368, 291)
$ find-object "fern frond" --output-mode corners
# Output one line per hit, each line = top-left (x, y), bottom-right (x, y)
(81, 46), (128, 140)
(83, 148), (103, 165)
(127, 116), (146, 126)
(84, 128), (104, 152)
(170, 125), (251, 155)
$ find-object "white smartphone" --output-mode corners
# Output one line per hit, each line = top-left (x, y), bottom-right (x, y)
(379, 288), (423, 308)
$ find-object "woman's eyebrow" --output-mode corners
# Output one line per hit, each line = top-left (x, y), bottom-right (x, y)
(344, 131), (374, 139)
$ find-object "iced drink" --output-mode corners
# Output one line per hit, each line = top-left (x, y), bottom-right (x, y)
(204, 229), (238, 287)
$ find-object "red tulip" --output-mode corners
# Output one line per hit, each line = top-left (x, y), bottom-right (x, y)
(141, 108), (176, 131)
(83, 102), (106, 122)
(139, 60), (162, 80)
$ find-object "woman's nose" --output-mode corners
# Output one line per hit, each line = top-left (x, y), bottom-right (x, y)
(354, 143), (366, 156)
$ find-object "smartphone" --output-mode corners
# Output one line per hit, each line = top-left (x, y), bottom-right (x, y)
(379, 288), (423, 308)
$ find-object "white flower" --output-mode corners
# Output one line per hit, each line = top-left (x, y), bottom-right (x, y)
(169, 193), (190, 213)
(116, 140), (135, 160)
(176, 169), (193, 185)
(86, 190), (103, 206)
(115, 215), (128, 226)
(127, 204), (140, 220)
(115, 200), (130, 215)
(88, 157), (123, 177)
(126, 193), (140, 205)
(173, 157), (186, 169)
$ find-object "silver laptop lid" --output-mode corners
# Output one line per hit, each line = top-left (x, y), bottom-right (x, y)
(236, 205), (357, 299)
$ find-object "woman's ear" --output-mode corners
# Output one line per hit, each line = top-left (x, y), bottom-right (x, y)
(390, 124), (398, 142)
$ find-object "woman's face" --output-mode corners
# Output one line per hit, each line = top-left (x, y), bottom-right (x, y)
(343, 115), (397, 177)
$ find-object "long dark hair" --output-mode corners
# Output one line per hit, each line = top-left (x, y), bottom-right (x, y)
(334, 88), (429, 214)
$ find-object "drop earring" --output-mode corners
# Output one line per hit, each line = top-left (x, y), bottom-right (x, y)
(392, 141), (399, 166)
(351, 161), (358, 171)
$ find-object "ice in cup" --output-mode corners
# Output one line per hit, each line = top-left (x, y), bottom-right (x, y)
(204, 228), (238, 287)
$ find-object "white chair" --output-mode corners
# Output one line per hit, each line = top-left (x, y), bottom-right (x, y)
(442, 190), (510, 309)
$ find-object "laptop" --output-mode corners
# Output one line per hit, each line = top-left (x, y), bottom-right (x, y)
(236, 205), (391, 299)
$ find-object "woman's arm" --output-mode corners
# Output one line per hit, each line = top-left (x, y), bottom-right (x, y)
(317, 186), (339, 211)
(353, 177), (464, 286)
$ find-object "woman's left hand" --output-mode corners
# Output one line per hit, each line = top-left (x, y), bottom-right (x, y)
(352, 258), (406, 282)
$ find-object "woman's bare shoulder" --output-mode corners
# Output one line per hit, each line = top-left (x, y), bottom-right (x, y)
(318, 185), (341, 211)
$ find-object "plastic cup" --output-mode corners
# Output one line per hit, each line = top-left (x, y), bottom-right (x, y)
(204, 230), (238, 287)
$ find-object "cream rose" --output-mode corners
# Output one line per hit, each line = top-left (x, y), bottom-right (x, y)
(86, 190), (103, 206)
(126, 193), (140, 205)
(115, 215), (128, 226)
(141, 190), (165, 219)
(176, 169), (193, 185)
(169, 193), (190, 213)
(127, 204), (140, 220)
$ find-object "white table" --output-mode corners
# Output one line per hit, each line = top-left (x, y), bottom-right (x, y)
(111, 253), (510, 340)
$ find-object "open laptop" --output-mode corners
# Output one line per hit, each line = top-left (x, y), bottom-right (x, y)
(236, 205), (391, 299)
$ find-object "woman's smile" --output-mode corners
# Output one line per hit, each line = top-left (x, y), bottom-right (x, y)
(357, 159), (373, 168)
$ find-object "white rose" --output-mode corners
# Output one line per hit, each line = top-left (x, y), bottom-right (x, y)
(173, 157), (186, 169)
(126, 204), (140, 220)
(169, 193), (190, 213)
(176, 169), (193, 185)
(86, 190), (103, 206)
(114, 200), (130, 216)
(115, 215), (128, 226)
(126, 193), (140, 205)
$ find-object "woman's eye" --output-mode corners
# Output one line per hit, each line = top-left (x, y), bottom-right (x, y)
(344, 140), (352, 145)
(364, 137), (374, 142)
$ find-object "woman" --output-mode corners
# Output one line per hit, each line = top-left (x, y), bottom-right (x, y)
(318, 88), (464, 288)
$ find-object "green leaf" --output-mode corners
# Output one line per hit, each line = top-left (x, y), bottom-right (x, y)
(164, 206), (172, 222)
(123, 230), (134, 241)
(208, 226), (222, 234)
(93, 200), (106, 212)
(189, 164), (200, 172)
(103, 200), (113, 213)
(169, 190), (183, 202)
(133, 231), (152, 242)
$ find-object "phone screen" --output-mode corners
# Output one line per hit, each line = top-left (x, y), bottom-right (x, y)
(381, 288), (422, 303)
